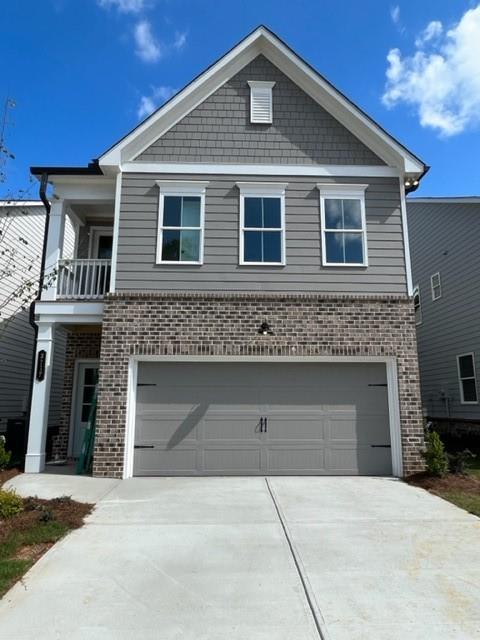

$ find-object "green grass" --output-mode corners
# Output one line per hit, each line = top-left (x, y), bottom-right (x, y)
(0, 521), (69, 597)
(438, 491), (480, 518)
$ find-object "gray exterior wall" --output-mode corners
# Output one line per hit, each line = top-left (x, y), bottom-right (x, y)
(408, 200), (480, 421)
(136, 55), (384, 166)
(116, 174), (408, 295)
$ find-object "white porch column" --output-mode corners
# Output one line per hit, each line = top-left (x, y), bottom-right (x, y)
(42, 199), (66, 301)
(25, 322), (55, 473)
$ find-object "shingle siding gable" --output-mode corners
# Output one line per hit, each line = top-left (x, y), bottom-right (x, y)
(136, 55), (385, 166)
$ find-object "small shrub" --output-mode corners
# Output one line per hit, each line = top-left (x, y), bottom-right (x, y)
(38, 508), (54, 523)
(422, 430), (449, 477)
(0, 435), (11, 471)
(0, 489), (23, 519)
(448, 449), (476, 475)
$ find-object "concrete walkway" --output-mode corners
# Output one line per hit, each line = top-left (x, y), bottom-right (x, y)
(1, 475), (479, 639)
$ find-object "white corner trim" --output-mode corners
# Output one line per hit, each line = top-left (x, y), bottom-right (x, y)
(109, 172), (122, 292)
(399, 178), (413, 296)
(122, 162), (400, 178)
(123, 354), (404, 479)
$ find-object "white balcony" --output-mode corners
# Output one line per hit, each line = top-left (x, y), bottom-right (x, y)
(56, 259), (111, 300)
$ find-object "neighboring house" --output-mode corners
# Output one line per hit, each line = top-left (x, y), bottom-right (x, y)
(407, 197), (480, 426)
(25, 26), (427, 479)
(0, 201), (73, 440)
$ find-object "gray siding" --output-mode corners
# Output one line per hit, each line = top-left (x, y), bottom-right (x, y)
(136, 55), (384, 166)
(116, 174), (407, 295)
(407, 201), (480, 420)
(0, 206), (70, 430)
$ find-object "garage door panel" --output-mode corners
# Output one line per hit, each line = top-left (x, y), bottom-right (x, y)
(134, 448), (197, 476)
(267, 447), (325, 472)
(328, 415), (391, 444)
(265, 415), (326, 440)
(203, 447), (262, 472)
(203, 415), (262, 441)
(326, 445), (392, 475)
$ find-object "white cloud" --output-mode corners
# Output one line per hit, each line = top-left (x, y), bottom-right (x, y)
(134, 20), (162, 62)
(390, 5), (400, 25)
(137, 85), (176, 118)
(173, 30), (187, 51)
(415, 20), (443, 47)
(97, 0), (146, 13)
(382, 4), (480, 137)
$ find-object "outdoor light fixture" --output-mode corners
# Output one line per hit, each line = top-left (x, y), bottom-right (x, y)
(404, 177), (420, 188)
(259, 321), (274, 335)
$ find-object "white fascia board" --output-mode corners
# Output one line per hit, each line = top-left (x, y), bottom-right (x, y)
(0, 200), (43, 207)
(122, 162), (400, 178)
(100, 26), (424, 176)
(408, 198), (480, 204)
(35, 301), (104, 323)
(53, 179), (115, 202)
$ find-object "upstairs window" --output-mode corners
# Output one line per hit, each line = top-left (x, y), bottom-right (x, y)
(317, 184), (368, 266)
(457, 353), (478, 404)
(156, 181), (209, 264)
(413, 285), (422, 325)
(431, 272), (442, 300)
(237, 182), (287, 265)
(248, 81), (275, 124)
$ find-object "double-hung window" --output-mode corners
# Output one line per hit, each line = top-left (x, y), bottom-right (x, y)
(413, 285), (422, 325)
(317, 184), (368, 266)
(457, 353), (478, 404)
(237, 182), (287, 265)
(156, 181), (208, 264)
(431, 272), (442, 300)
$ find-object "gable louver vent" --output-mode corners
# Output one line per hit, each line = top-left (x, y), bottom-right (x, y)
(248, 81), (275, 124)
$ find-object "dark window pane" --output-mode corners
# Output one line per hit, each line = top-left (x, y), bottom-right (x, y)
(263, 231), (282, 262)
(325, 199), (343, 229)
(325, 231), (344, 263)
(182, 197), (200, 227)
(97, 235), (113, 259)
(179, 230), (200, 261)
(244, 231), (262, 262)
(244, 198), (262, 228)
(459, 355), (475, 379)
(81, 404), (92, 422)
(263, 198), (281, 228)
(83, 386), (94, 404)
(162, 230), (180, 261)
(343, 200), (362, 229)
(462, 378), (477, 402)
(84, 368), (98, 385)
(344, 233), (364, 264)
(163, 196), (182, 226)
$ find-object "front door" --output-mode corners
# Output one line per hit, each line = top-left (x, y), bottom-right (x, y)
(72, 362), (99, 458)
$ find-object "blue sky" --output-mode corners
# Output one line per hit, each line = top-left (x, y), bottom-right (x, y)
(1, 0), (479, 197)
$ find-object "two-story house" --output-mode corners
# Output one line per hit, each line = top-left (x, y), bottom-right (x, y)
(25, 26), (427, 479)
(407, 197), (480, 429)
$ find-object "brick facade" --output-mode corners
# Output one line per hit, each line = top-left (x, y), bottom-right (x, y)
(52, 329), (102, 460)
(94, 293), (425, 478)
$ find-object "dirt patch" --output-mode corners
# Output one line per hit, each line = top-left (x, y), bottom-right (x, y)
(14, 542), (52, 562)
(0, 468), (20, 487)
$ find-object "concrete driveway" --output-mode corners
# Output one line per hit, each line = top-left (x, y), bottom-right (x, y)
(1, 476), (479, 639)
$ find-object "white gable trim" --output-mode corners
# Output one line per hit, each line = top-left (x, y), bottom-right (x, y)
(99, 27), (424, 176)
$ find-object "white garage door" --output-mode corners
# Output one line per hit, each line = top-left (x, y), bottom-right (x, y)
(133, 362), (392, 476)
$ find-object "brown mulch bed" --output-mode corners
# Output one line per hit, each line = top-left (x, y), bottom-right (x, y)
(0, 468), (20, 486)
(407, 471), (480, 495)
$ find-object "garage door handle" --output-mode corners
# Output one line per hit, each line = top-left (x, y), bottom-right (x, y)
(259, 418), (264, 433)
(371, 445), (391, 448)
(134, 445), (154, 449)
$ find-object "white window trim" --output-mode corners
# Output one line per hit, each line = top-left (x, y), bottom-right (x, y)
(88, 226), (113, 259)
(156, 180), (209, 265)
(457, 352), (478, 405)
(247, 81), (275, 124)
(317, 183), (368, 267)
(413, 284), (422, 326)
(236, 182), (287, 266)
(431, 272), (442, 301)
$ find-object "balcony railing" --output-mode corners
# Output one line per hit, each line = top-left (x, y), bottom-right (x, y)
(56, 259), (111, 300)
